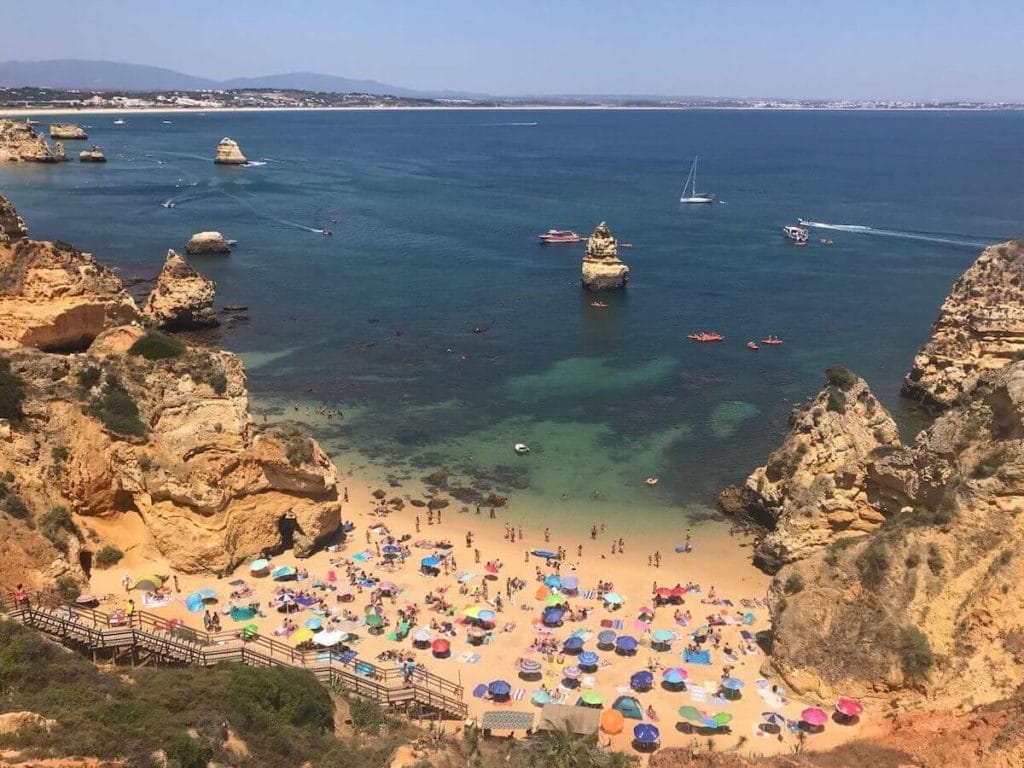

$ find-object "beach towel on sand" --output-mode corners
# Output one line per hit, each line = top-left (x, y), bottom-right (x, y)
(684, 649), (712, 665)
(688, 685), (706, 702)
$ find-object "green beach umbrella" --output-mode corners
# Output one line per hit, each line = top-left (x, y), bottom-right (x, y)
(678, 706), (703, 721)
(545, 594), (567, 606)
(242, 624), (259, 640)
(713, 712), (733, 726)
(366, 613), (384, 627)
(580, 692), (603, 706)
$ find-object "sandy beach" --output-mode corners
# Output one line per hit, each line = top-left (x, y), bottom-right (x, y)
(87, 463), (866, 757)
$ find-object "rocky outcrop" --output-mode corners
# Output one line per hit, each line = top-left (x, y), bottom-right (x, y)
(78, 145), (106, 163)
(763, 362), (1024, 709)
(0, 119), (56, 162)
(0, 194), (29, 243)
(213, 137), (246, 165)
(0, 228), (141, 351)
(49, 123), (87, 140)
(904, 240), (1024, 410)
(143, 250), (218, 330)
(721, 367), (899, 571)
(185, 231), (231, 255)
(581, 222), (629, 291)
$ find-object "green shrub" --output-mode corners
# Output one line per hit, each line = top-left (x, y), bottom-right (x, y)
(164, 733), (212, 768)
(40, 506), (77, 553)
(783, 573), (805, 594)
(273, 425), (314, 467)
(4, 494), (30, 520)
(95, 545), (124, 568)
(826, 388), (847, 414)
(824, 366), (858, 391)
(55, 575), (80, 602)
(856, 539), (890, 588)
(347, 696), (385, 735)
(898, 626), (934, 680)
(76, 365), (101, 392)
(905, 552), (921, 568)
(128, 331), (186, 360)
(51, 445), (69, 464)
(86, 381), (146, 437)
(892, 505), (952, 529)
(0, 357), (25, 420)
(226, 664), (333, 733)
(207, 371), (227, 395)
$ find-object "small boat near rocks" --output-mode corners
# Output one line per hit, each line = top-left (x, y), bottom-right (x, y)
(783, 225), (809, 244)
(747, 341), (759, 350)
(590, 301), (608, 309)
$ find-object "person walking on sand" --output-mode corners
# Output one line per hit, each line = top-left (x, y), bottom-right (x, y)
(591, 525), (597, 540)
(474, 549), (481, 564)
(544, 528), (550, 543)
(415, 516), (421, 533)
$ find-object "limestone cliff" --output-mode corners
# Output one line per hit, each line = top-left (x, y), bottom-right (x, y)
(721, 367), (899, 572)
(185, 231), (231, 255)
(904, 239), (1024, 410)
(0, 225), (141, 351)
(213, 137), (246, 165)
(143, 250), (218, 330)
(0, 194), (341, 582)
(581, 221), (629, 291)
(0, 119), (56, 163)
(49, 123), (88, 140)
(764, 362), (1024, 709)
(0, 195), (29, 244)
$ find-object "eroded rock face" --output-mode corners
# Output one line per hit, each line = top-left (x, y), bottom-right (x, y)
(143, 250), (218, 330)
(0, 193), (29, 243)
(581, 221), (629, 291)
(722, 369), (900, 572)
(49, 123), (88, 140)
(214, 137), (246, 165)
(0, 237), (141, 351)
(904, 240), (1024, 410)
(766, 362), (1024, 709)
(0, 119), (56, 162)
(185, 231), (231, 255)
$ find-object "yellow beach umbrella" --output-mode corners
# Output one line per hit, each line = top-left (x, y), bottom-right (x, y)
(291, 628), (315, 646)
(462, 606), (483, 618)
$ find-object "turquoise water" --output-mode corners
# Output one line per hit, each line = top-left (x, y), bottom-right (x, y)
(2, 109), (1022, 531)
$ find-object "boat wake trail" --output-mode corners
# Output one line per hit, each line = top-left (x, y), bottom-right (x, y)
(216, 189), (324, 234)
(799, 220), (989, 249)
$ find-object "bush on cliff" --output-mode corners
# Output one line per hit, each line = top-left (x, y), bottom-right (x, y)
(40, 505), (78, 554)
(826, 387), (848, 414)
(825, 365), (859, 391)
(898, 626), (934, 680)
(273, 424), (314, 467)
(0, 357), (25, 420)
(86, 380), (146, 437)
(129, 330), (186, 360)
(95, 544), (124, 568)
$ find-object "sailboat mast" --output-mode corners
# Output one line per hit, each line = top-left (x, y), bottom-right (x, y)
(692, 156), (697, 195)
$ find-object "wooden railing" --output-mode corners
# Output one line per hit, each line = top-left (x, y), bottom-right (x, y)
(1, 596), (466, 720)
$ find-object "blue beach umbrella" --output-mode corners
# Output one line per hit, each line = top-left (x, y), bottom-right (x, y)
(531, 690), (552, 706)
(603, 592), (623, 605)
(561, 575), (579, 592)
(477, 609), (497, 624)
(382, 545), (400, 558)
(305, 617), (323, 630)
(185, 593), (204, 613)
(652, 629), (674, 644)
(615, 635), (638, 654)
(578, 651), (599, 667)
(196, 588), (217, 600)
(663, 668), (687, 685)
(633, 723), (660, 744)
(721, 677), (745, 690)
(542, 607), (565, 626)
(597, 629), (616, 647)
(544, 574), (562, 589)
(421, 555), (442, 569)
(630, 671), (654, 691)
(488, 680), (512, 698)
(562, 636), (584, 652)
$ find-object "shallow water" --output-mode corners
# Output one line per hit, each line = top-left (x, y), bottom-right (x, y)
(3, 108), (1022, 534)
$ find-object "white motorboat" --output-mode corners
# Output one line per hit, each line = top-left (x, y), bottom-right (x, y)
(513, 443), (530, 455)
(783, 225), (809, 244)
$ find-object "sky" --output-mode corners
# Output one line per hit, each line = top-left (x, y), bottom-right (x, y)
(5, 0), (1024, 100)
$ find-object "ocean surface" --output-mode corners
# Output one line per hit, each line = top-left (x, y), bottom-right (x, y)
(2, 109), (1022, 536)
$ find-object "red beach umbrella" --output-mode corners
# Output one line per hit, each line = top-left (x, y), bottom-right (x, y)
(801, 707), (829, 727)
(669, 586), (687, 599)
(431, 639), (450, 656)
(654, 587), (672, 597)
(835, 698), (864, 718)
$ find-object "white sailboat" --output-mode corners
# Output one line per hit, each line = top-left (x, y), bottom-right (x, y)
(679, 156), (715, 204)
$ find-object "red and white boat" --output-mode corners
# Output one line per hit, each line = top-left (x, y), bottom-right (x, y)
(747, 341), (759, 350)
(761, 335), (784, 345)
(688, 331), (725, 343)
(539, 229), (581, 244)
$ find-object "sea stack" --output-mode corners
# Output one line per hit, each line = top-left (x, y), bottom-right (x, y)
(49, 122), (88, 140)
(214, 137), (247, 165)
(185, 231), (232, 255)
(79, 145), (107, 163)
(903, 239), (1024, 410)
(143, 249), (218, 330)
(0, 119), (56, 162)
(581, 221), (629, 291)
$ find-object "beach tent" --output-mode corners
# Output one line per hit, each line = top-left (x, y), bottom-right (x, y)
(612, 695), (643, 720)
(229, 605), (257, 621)
(249, 558), (269, 573)
(133, 575), (163, 592)
(313, 630), (345, 647)
(600, 708), (624, 734)
(271, 565), (297, 581)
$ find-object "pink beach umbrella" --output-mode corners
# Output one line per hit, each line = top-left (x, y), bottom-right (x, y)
(835, 698), (864, 718)
(801, 707), (829, 727)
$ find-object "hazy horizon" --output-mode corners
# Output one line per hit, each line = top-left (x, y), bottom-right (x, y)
(5, 0), (1024, 101)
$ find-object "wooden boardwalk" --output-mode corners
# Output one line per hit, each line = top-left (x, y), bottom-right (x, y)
(4, 600), (467, 720)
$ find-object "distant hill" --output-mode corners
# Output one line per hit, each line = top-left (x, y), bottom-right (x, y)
(0, 59), (487, 99)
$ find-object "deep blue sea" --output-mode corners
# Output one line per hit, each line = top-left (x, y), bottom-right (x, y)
(2, 109), (1022, 533)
